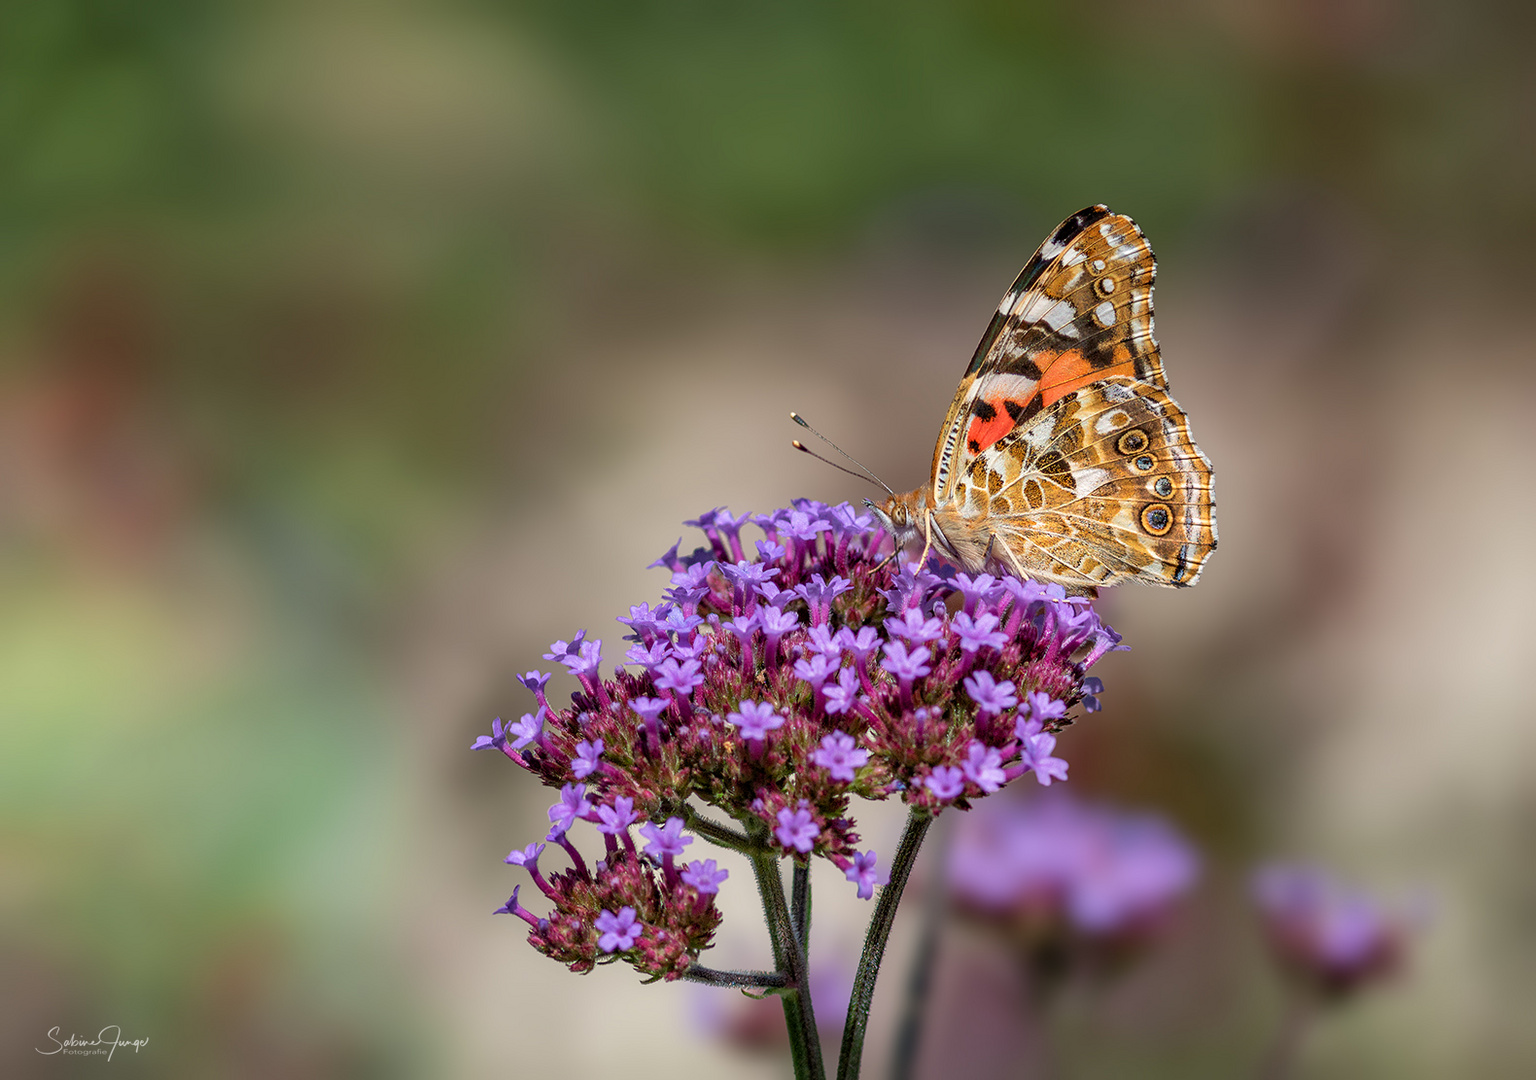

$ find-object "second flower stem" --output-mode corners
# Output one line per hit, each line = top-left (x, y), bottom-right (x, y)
(752, 846), (825, 1080)
(837, 806), (934, 1080)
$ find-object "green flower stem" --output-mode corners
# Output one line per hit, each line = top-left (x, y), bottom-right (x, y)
(890, 811), (951, 1080)
(682, 964), (788, 989)
(792, 859), (813, 956)
(837, 807), (934, 1080)
(683, 805), (758, 853)
(752, 844), (825, 1080)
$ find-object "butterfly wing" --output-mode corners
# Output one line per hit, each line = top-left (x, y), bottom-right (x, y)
(946, 376), (1217, 590)
(931, 205), (1164, 503)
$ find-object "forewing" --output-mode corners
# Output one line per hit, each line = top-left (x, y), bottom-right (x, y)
(952, 378), (1216, 590)
(931, 205), (1164, 501)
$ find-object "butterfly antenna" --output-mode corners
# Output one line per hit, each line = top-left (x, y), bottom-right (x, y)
(789, 412), (895, 496)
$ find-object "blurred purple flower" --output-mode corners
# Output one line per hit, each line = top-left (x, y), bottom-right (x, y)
(949, 793), (1200, 940)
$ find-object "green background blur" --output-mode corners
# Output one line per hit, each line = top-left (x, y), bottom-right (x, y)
(3, 2), (1533, 1077)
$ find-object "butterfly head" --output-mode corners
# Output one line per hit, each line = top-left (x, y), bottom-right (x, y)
(865, 490), (927, 550)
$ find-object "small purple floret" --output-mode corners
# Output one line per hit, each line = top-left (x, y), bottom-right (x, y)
(595, 906), (641, 952)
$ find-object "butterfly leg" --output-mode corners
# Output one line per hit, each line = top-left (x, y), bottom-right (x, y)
(915, 510), (936, 572)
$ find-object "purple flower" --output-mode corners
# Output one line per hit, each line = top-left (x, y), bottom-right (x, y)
(1021, 690), (1067, 728)
(924, 765), (965, 801)
(493, 884), (539, 927)
(964, 671), (1018, 716)
(471, 717), (508, 752)
(948, 794), (1199, 938)
(782, 509), (830, 542)
(823, 668), (862, 716)
(795, 573), (852, 624)
(681, 859), (729, 895)
(571, 739), (604, 780)
(508, 709), (544, 751)
(793, 652), (840, 690)
(1253, 865), (1413, 993)
(516, 670), (552, 694)
(884, 607), (945, 647)
(845, 850), (889, 900)
(1081, 623), (1127, 669)
(629, 696), (669, 723)
(542, 630), (588, 665)
(639, 817), (693, 859)
(660, 607), (705, 638)
(625, 639), (671, 669)
(759, 604), (801, 638)
(960, 742), (1007, 793)
(756, 538), (787, 562)
(952, 611), (1009, 654)
(880, 641), (932, 683)
(721, 560), (779, 612)
(775, 804), (820, 853)
(648, 538), (686, 570)
(827, 502), (875, 537)
(805, 624), (841, 659)
(812, 731), (870, 782)
(669, 560), (716, 590)
(595, 907), (641, 952)
(1081, 676), (1104, 713)
(618, 601), (666, 641)
(835, 625), (882, 662)
(652, 657), (705, 697)
(954, 572), (1004, 615)
(728, 699), (785, 741)
(560, 638), (604, 679)
(1019, 729), (1069, 786)
(547, 783), (592, 836)
(595, 796), (639, 835)
(503, 841), (546, 866)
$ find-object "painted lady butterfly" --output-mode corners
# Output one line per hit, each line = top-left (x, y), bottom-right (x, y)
(866, 205), (1217, 596)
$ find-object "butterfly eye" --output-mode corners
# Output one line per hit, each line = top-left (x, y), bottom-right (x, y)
(1134, 455), (1155, 471)
(1117, 429), (1149, 455)
(1153, 476), (1174, 498)
(1140, 504), (1173, 535)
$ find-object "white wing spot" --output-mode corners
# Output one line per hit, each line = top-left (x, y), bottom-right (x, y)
(1090, 258), (1106, 272)
(1073, 466), (1111, 494)
(1094, 300), (1117, 327)
(1094, 409), (1130, 435)
(1017, 292), (1055, 323)
(1060, 248), (1086, 267)
(1039, 238), (1065, 259)
(1041, 299), (1076, 332)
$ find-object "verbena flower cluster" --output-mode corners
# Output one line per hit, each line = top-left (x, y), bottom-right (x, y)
(477, 501), (1125, 981)
(1252, 864), (1419, 997)
(949, 793), (1200, 942)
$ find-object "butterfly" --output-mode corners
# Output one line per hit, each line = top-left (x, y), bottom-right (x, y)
(865, 205), (1217, 596)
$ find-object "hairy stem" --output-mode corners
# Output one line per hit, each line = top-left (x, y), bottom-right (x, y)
(890, 811), (951, 1080)
(751, 841), (825, 1080)
(792, 859), (813, 957)
(682, 964), (788, 989)
(683, 805), (758, 853)
(837, 807), (934, 1080)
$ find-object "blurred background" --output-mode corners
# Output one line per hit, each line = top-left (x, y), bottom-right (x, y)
(2, 1), (1533, 1076)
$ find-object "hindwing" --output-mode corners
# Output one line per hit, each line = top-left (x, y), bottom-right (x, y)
(947, 378), (1216, 590)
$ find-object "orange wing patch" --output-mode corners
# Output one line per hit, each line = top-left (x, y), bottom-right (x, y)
(965, 396), (1018, 454)
(965, 346), (1139, 454)
(1038, 345), (1136, 409)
